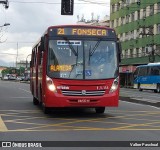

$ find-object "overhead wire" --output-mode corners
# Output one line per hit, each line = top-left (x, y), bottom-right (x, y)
(9, 0), (109, 5)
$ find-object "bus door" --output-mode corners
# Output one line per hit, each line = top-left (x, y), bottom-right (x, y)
(33, 47), (38, 99)
(37, 46), (43, 101)
(137, 67), (148, 89)
(31, 49), (37, 95)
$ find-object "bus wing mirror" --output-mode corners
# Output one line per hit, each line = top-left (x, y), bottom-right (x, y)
(40, 37), (45, 51)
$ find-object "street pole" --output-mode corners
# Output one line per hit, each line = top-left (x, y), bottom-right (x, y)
(16, 42), (18, 68)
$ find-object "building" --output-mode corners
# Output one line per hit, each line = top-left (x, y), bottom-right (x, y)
(110, 0), (160, 86)
(77, 15), (110, 27)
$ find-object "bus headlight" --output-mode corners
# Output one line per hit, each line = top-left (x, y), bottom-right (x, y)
(109, 77), (119, 93)
(46, 76), (57, 92)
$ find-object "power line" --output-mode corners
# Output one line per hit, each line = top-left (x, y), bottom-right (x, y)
(9, 0), (109, 5)
(0, 52), (18, 55)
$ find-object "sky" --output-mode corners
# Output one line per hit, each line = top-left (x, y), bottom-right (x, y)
(0, 0), (110, 67)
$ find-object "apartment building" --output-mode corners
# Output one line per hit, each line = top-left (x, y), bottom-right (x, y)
(110, 0), (160, 86)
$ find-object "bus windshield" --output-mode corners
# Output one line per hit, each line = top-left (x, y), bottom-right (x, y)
(47, 39), (118, 80)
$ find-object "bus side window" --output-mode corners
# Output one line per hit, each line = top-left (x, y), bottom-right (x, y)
(151, 66), (160, 75)
(38, 46), (43, 65)
(138, 67), (147, 76)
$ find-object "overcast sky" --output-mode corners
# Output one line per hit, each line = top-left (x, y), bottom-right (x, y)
(0, 0), (110, 67)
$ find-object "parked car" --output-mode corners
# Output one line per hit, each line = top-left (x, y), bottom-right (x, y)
(8, 75), (16, 80)
(3, 75), (9, 80)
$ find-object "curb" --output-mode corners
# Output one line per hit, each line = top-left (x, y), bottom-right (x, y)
(120, 96), (160, 108)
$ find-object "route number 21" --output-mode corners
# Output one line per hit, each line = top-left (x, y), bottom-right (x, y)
(57, 28), (65, 35)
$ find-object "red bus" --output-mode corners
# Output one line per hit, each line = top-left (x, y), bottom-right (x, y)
(30, 25), (121, 114)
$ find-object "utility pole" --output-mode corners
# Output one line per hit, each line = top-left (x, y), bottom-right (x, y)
(16, 42), (18, 68)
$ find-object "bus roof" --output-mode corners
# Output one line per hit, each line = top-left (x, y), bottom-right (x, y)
(137, 63), (160, 68)
(32, 25), (116, 48)
(47, 25), (114, 31)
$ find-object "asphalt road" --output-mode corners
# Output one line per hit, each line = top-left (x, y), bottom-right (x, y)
(120, 88), (160, 107)
(0, 80), (160, 150)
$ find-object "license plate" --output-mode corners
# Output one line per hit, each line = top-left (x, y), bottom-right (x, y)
(78, 99), (90, 103)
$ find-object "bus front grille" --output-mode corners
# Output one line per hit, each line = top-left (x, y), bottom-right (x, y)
(61, 90), (105, 96)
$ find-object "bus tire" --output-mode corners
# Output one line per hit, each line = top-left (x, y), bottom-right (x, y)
(42, 103), (50, 114)
(138, 84), (143, 91)
(95, 107), (105, 114)
(33, 97), (39, 105)
(155, 84), (160, 93)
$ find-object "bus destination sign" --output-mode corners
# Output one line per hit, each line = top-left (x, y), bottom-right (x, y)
(57, 28), (108, 36)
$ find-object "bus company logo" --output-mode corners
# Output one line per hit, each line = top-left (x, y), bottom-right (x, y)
(81, 90), (86, 95)
(57, 86), (69, 90)
(2, 142), (11, 147)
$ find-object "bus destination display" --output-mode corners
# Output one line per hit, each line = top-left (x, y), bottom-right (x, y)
(57, 28), (108, 36)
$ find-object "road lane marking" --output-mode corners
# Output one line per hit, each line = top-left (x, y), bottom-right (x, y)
(121, 100), (160, 109)
(0, 116), (8, 132)
(9, 97), (32, 99)
(0, 109), (160, 131)
(110, 120), (160, 130)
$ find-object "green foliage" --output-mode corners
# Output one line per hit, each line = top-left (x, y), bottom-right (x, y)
(1, 67), (25, 76)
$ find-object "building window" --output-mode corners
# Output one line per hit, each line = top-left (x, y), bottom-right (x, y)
(130, 49), (133, 58)
(136, 29), (140, 38)
(125, 32), (129, 41)
(121, 1), (124, 8)
(158, 3), (160, 13)
(157, 24), (160, 34)
(136, 48), (139, 57)
(111, 4), (115, 13)
(111, 20), (114, 28)
(156, 45), (160, 54)
(143, 8), (146, 19)
(126, 15), (129, 23)
(116, 19), (119, 27)
(120, 34), (123, 41)
(142, 47), (146, 56)
(125, 49), (128, 58)
(139, 48), (143, 57)
(126, 0), (130, 6)
(137, 10), (140, 20)
(117, 2), (120, 11)
(121, 17), (125, 24)
(130, 13), (134, 22)
(150, 5), (154, 15)
(130, 31), (134, 39)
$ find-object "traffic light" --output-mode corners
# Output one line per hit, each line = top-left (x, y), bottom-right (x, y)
(61, 0), (74, 15)
(137, 0), (141, 5)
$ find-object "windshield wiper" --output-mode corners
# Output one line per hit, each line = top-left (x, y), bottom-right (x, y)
(89, 39), (101, 56)
(63, 37), (78, 56)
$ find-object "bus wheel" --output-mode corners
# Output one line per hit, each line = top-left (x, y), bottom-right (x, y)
(42, 103), (50, 114)
(33, 97), (39, 105)
(138, 84), (143, 91)
(95, 107), (105, 114)
(155, 84), (160, 93)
